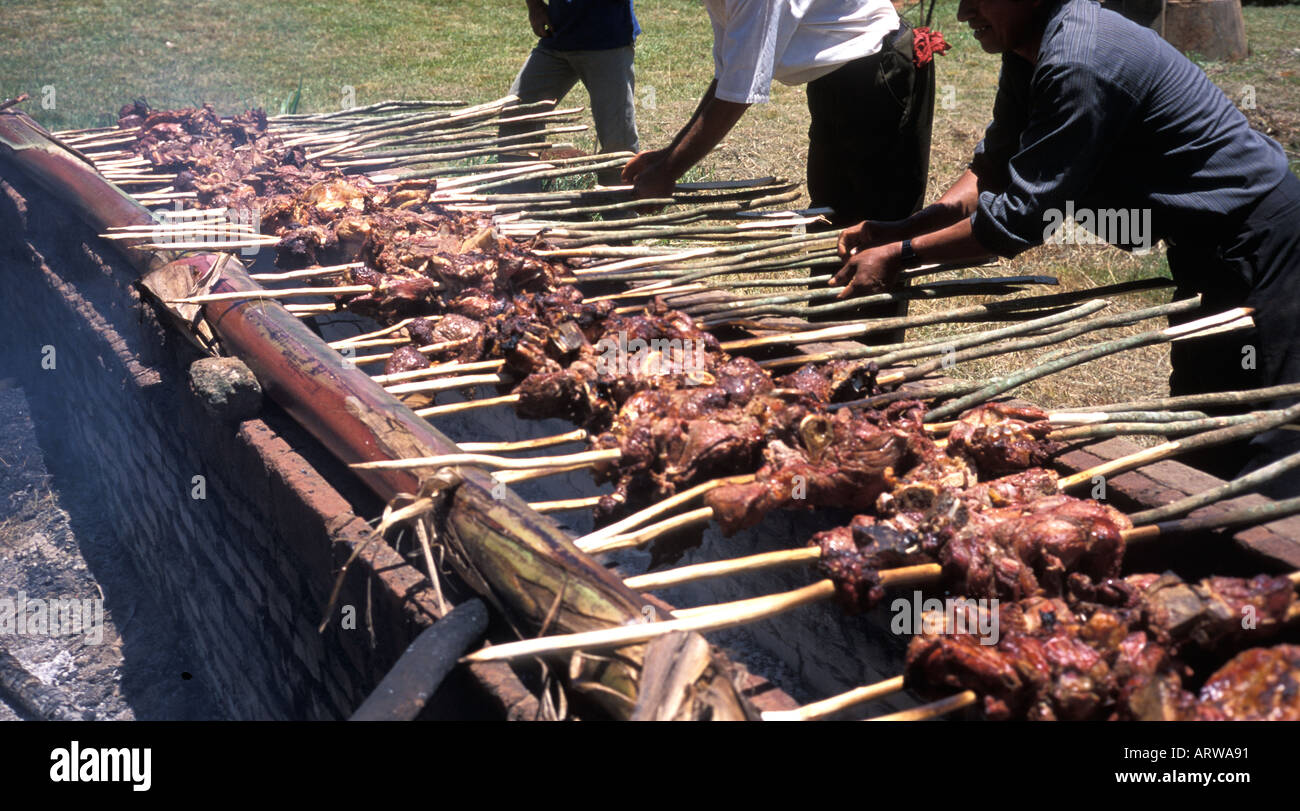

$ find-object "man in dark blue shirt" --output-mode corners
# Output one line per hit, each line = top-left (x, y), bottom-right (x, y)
(503, 0), (640, 185)
(832, 0), (1300, 490)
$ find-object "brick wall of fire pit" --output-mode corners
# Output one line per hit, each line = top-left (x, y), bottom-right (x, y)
(0, 161), (459, 720)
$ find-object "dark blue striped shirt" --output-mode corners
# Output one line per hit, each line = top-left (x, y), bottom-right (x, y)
(970, 0), (1291, 256)
(540, 1), (640, 52)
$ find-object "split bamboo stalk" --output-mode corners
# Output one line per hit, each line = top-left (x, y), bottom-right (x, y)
(327, 317), (415, 348)
(761, 299), (1114, 371)
(578, 507), (716, 555)
(1047, 412), (1268, 442)
(574, 475), (758, 550)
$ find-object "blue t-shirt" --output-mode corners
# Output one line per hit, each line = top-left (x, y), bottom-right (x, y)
(539, 0), (639, 52)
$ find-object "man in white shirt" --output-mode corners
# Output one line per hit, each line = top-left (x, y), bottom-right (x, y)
(622, 0), (938, 227)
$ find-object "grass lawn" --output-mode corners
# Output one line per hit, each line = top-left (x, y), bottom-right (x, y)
(3, 0), (1298, 409)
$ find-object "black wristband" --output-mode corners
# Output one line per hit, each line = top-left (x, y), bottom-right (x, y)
(899, 239), (922, 269)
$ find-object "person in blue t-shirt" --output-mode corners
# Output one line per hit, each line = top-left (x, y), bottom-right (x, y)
(502, 0), (640, 185)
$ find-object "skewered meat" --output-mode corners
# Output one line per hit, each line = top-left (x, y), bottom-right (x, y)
(706, 408), (912, 533)
(775, 360), (881, 403)
(940, 494), (1130, 602)
(382, 344), (430, 376)
(945, 402), (1056, 475)
(812, 478), (1130, 612)
(1075, 572), (1300, 652)
(904, 595), (1134, 720)
(904, 573), (1299, 720)
(1192, 645), (1300, 721)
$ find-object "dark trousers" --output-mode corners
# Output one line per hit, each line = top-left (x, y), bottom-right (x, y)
(805, 23), (937, 336)
(806, 22), (935, 227)
(1166, 171), (1300, 495)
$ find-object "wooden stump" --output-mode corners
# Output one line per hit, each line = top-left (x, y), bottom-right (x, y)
(1164, 0), (1249, 62)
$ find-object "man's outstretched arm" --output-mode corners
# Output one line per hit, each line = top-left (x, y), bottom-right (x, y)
(622, 81), (750, 198)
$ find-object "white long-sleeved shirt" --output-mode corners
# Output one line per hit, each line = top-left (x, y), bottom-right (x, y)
(703, 0), (900, 103)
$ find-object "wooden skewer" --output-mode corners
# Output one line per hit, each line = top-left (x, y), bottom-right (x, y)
(349, 338), (480, 368)
(253, 263), (364, 282)
(349, 447), (619, 472)
(383, 372), (503, 396)
(368, 357), (504, 385)
(461, 580), (837, 663)
(327, 317), (415, 348)
(528, 495), (606, 514)
(415, 393), (521, 418)
(865, 691), (977, 721)
(574, 475), (758, 549)
(462, 489), (1300, 665)
(761, 676), (906, 721)
(133, 238), (281, 250)
(168, 284), (377, 305)
(458, 429), (588, 453)
(284, 303), (339, 316)
(624, 488), (1300, 598)
(462, 557), (940, 665)
(625, 547), (822, 590)
(577, 507), (716, 554)
(494, 461), (602, 484)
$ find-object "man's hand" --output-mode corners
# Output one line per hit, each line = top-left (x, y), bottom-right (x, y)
(622, 149), (676, 201)
(832, 242), (903, 299)
(527, 1), (551, 37)
(837, 220), (901, 259)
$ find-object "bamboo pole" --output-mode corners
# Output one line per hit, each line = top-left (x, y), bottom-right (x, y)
(1048, 412), (1268, 442)
(873, 298), (1205, 388)
(1090, 382), (1300, 414)
(924, 308), (1254, 421)
(1055, 401), (1300, 490)
(1128, 448), (1300, 525)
